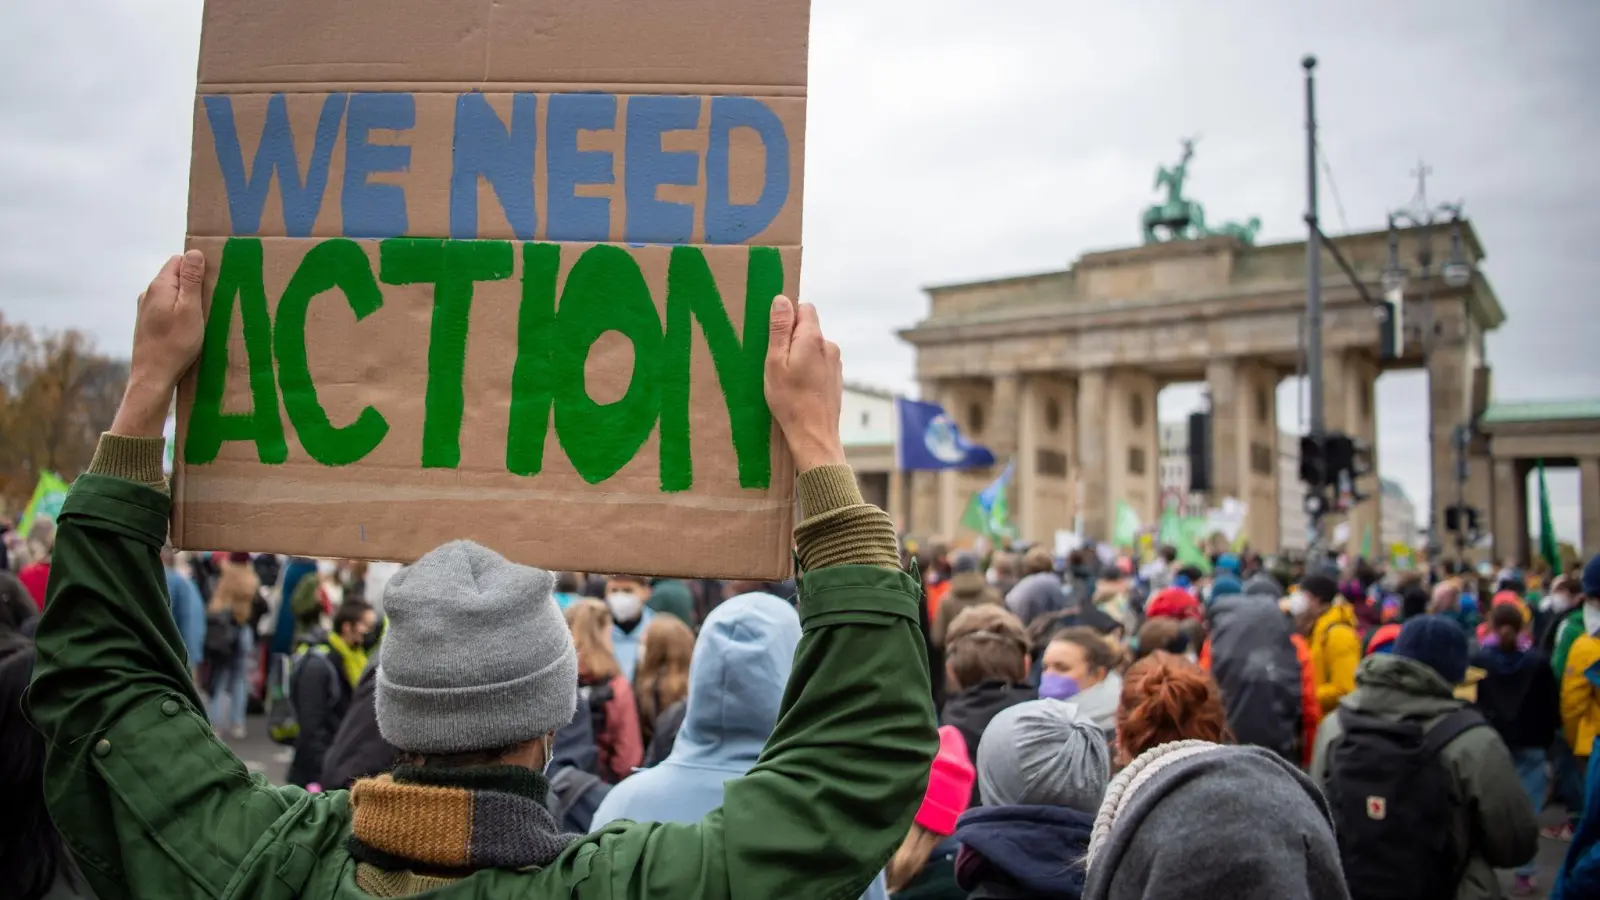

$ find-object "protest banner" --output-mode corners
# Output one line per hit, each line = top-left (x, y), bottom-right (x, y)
(173, 0), (810, 579)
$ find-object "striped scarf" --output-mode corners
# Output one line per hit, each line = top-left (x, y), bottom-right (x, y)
(348, 764), (576, 891)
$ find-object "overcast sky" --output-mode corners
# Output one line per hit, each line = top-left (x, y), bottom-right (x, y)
(2, 0), (1596, 546)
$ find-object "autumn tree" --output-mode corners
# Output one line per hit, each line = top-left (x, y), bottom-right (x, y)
(0, 311), (128, 516)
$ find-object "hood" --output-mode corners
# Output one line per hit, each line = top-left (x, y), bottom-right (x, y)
(1312, 601), (1357, 639)
(955, 805), (1093, 897)
(1243, 572), (1283, 598)
(1471, 644), (1541, 678)
(1343, 652), (1459, 719)
(670, 592), (801, 770)
(1069, 672), (1121, 732)
(949, 570), (991, 602)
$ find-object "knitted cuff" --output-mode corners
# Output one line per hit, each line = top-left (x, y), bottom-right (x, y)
(88, 434), (169, 493)
(794, 465), (899, 571)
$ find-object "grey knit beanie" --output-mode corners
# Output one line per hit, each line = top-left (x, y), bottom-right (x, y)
(375, 540), (578, 754)
(977, 699), (1111, 811)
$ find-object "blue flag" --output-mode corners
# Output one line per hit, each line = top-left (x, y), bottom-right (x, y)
(896, 397), (996, 471)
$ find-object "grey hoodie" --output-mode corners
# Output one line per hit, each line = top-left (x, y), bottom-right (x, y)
(1084, 742), (1348, 900)
(1309, 653), (1538, 900)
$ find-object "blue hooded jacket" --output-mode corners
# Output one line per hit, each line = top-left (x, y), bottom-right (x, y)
(611, 604), (654, 683)
(954, 804), (1093, 898)
(590, 592), (888, 900)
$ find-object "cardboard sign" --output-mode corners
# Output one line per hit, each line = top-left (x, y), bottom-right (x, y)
(173, 0), (809, 579)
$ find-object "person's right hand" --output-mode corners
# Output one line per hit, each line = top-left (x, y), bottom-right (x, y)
(764, 295), (845, 473)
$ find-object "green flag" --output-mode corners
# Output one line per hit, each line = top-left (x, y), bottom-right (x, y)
(1113, 501), (1141, 548)
(1537, 459), (1562, 575)
(1158, 510), (1182, 547)
(1361, 524), (1374, 560)
(1176, 538), (1213, 575)
(18, 471), (71, 539)
(960, 492), (989, 536)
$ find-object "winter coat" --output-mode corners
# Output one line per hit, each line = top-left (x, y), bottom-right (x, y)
(1005, 573), (1067, 627)
(930, 571), (1003, 648)
(642, 700), (685, 767)
(954, 805), (1093, 899)
(890, 836), (962, 900)
(318, 662), (395, 791)
(1310, 602), (1362, 713)
(1068, 672), (1122, 735)
(1553, 739), (1600, 899)
(611, 605), (654, 682)
(586, 672), (643, 783)
(1288, 633), (1320, 767)
(164, 567), (206, 668)
(646, 579), (695, 627)
(1206, 593), (1302, 762)
(593, 591), (888, 900)
(1470, 644), (1560, 751)
(942, 680), (1037, 806)
(1310, 654), (1539, 900)
(28, 464), (937, 900)
(1562, 632), (1600, 758)
(286, 638), (360, 788)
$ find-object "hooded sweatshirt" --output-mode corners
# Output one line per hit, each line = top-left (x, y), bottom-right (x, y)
(1083, 742), (1348, 900)
(590, 592), (888, 900)
(1206, 593), (1302, 762)
(1006, 572), (1067, 627)
(1068, 672), (1122, 735)
(1471, 642), (1560, 750)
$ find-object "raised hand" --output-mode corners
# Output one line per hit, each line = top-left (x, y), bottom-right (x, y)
(763, 295), (846, 473)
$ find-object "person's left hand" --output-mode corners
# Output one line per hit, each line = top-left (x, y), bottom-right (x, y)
(111, 250), (206, 437)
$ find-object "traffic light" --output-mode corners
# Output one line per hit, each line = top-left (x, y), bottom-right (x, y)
(1188, 411), (1212, 493)
(1299, 434), (1326, 490)
(1321, 433), (1373, 509)
(1378, 287), (1405, 360)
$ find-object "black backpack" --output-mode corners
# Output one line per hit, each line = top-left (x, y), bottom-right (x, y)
(204, 610), (241, 663)
(1325, 706), (1488, 900)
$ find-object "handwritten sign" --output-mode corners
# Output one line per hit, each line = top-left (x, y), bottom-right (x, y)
(173, 0), (810, 579)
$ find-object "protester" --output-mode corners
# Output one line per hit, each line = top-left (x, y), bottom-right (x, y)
(1113, 652), (1232, 766)
(1554, 744), (1600, 899)
(1303, 573), (1361, 714)
(886, 726), (975, 900)
(931, 551), (1003, 649)
(1132, 617), (1187, 661)
(1204, 591), (1303, 763)
(1, 569), (38, 636)
(633, 613), (694, 749)
(17, 521), (52, 609)
(1, 636), (94, 900)
(1143, 579), (1200, 623)
(1039, 626), (1122, 732)
(941, 604), (1037, 802)
(319, 659), (394, 791)
(1560, 554), (1600, 837)
(988, 552), (1020, 598)
(646, 577), (695, 628)
(603, 574), (655, 682)
(1006, 548), (1068, 626)
(1474, 601), (1562, 893)
(162, 546), (206, 676)
(955, 700), (1111, 898)
(1084, 741), (1347, 900)
(1312, 615), (1537, 900)
(270, 555), (319, 656)
(286, 598), (375, 787)
(552, 571), (585, 611)
(27, 264), (937, 899)
(204, 551), (259, 738)
(567, 598), (645, 783)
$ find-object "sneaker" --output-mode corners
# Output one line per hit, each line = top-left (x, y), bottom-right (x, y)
(230, 724), (247, 740)
(1512, 874), (1538, 896)
(1541, 822), (1574, 841)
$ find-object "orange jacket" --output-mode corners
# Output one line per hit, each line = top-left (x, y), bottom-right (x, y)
(1289, 632), (1320, 767)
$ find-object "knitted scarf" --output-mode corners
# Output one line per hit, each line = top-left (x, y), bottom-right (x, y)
(348, 764), (577, 893)
(1085, 739), (1222, 871)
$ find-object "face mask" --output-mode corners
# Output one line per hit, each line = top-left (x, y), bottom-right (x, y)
(317, 559), (338, 577)
(1585, 602), (1600, 638)
(985, 568), (1000, 584)
(1287, 591), (1310, 617)
(607, 590), (643, 622)
(1550, 592), (1575, 613)
(362, 625), (382, 651)
(1039, 672), (1081, 701)
(542, 732), (557, 777)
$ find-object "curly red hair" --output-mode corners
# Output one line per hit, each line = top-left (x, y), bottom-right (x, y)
(1114, 651), (1232, 766)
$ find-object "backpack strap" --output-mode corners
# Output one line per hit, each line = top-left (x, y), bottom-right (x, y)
(548, 766), (604, 824)
(1421, 707), (1488, 759)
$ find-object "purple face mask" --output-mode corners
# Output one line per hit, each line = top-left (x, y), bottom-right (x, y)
(1039, 672), (1081, 701)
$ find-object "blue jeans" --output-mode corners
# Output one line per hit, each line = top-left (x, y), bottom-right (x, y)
(1512, 747), (1547, 876)
(208, 629), (254, 730)
(1554, 737), (1588, 825)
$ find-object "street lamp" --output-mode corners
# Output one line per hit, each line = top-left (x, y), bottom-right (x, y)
(1384, 167), (1473, 563)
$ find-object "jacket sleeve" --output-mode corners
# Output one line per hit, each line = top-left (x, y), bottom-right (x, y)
(319, 666), (396, 790)
(566, 465), (938, 900)
(1307, 711), (1343, 788)
(1453, 728), (1538, 868)
(293, 653), (338, 777)
(604, 676), (645, 780)
(26, 437), (297, 900)
(1561, 637), (1600, 750)
(1316, 626), (1361, 712)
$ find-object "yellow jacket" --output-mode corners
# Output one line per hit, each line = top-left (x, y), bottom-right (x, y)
(1311, 602), (1362, 713)
(1561, 631), (1600, 757)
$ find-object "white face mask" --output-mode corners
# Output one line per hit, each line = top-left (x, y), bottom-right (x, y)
(985, 568), (1000, 583)
(1549, 592), (1575, 614)
(1584, 602), (1600, 638)
(606, 590), (643, 623)
(1287, 591), (1310, 617)
(317, 559), (339, 577)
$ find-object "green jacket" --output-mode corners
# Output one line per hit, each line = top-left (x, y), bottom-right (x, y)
(31, 466), (936, 899)
(1309, 654), (1538, 900)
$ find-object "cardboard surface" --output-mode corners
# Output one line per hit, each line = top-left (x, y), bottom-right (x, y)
(177, 0), (808, 579)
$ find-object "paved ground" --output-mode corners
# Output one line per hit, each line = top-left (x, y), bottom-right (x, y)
(220, 713), (1574, 897)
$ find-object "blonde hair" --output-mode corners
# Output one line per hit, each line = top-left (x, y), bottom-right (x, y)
(211, 558), (259, 625)
(565, 599), (620, 682)
(886, 823), (946, 893)
(635, 615), (694, 742)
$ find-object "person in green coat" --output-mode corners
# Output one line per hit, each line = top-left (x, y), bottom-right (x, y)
(28, 251), (937, 900)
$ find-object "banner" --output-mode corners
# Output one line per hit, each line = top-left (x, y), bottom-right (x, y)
(1112, 500), (1142, 549)
(173, 0), (811, 579)
(18, 471), (71, 539)
(896, 397), (996, 470)
(961, 461), (1014, 539)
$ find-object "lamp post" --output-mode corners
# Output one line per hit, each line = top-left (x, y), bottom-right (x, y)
(1383, 164), (1472, 564)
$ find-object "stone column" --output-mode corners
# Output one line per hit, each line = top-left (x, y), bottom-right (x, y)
(1491, 458), (1526, 566)
(1016, 375), (1039, 542)
(989, 373), (1020, 460)
(1582, 458), (1600, 554)
(1105, 370), (1161, 530)
(1206, 357), (1244, 501)
(1207, 357), (1282, 554)
(1076, 369), (1109, 541)
(1428, 339), (1484, 562)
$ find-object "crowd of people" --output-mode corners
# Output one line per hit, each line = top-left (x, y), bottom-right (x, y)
(3, 250), (1600, 899)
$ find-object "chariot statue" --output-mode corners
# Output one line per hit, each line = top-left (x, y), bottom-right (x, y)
(1140, 138), (1262, 246)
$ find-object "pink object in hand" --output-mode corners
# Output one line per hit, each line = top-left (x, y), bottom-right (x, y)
(913, 725), (976, 836)
(307, 783), (322, 794)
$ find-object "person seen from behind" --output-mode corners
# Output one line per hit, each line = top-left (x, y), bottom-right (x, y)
(161, 545), (206, 677)
(632, 613), (694, 757)
(1559, 554), (1600, 841)
(1039, 626), (1122, 733)
(1005, 547), (1068, 627)
(940, 604), (1036, 802)
(204, 551), (258, 739)
(286, 598), (375, 787)
(930, 551), (1003, 651)
(1311, 615), (1537, 900)
(566, 598), (645, 783)
(956, 700), (1111, 899)
(886, 726), (975, 900)
(1473, 601), (1561, 894)
(1203, 588), (1304, 764)
(27, 255), (937, 899)
(18, 521), (54, 609)
(1112, 652), (1232, 767)
(645, 577), (695, 628)
(1302, 573), (1361, 714)
(604, 574), (653, 681)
